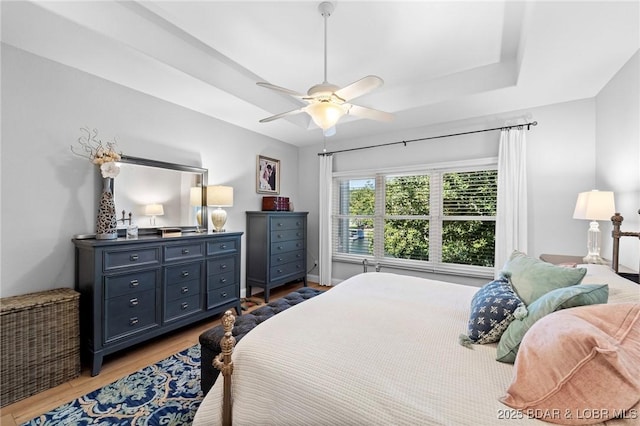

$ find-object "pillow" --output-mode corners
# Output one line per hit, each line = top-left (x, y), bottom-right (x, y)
(500, 303), (640, 425)
(501, 250), (587, 305)
(460, 278), (525, 346)
(496, 284), (608, 363)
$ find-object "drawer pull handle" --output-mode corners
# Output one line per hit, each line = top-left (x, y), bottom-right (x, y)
(296, 232), (301, 237)
(129, 298), (139, 306)
(277, 257), (283, 261)
(219, 278), (227, 284)
(277, 269), (282, 273)
(130, 280), (139, 288)
(296, 254), (301, 258)
(129, 317), (139, 326)
(277, 222), (283, 227)
(220, 264), (227, 270)
(181, 286), (189, 294)
(220, 244), (227, 249)
(181, 271), (189, 278)
(277, 246), (283, 250)
(182, 249), (190, 255)
(220, 292), (227, 298)
(296, 243), (301, 248)
(130, 254), (139, 261)
(181, 302), (189, 310)
(296, 222), (300, 226)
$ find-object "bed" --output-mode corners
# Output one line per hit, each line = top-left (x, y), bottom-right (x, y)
(194, 259), (639, 426)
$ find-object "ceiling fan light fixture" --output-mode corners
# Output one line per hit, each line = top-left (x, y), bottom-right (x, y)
(306, 101), (345, 131)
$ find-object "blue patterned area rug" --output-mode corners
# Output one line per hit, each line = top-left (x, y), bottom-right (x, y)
(22, 345), (202, 425)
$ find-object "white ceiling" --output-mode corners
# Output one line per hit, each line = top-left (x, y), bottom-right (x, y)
(2, 1), (638, 146)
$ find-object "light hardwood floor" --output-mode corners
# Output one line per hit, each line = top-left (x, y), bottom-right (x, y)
(0, 281), (323, 425)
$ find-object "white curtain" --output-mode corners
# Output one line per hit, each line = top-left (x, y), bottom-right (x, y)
(318, 154), (333, 286)
(495, 127), (528, 275)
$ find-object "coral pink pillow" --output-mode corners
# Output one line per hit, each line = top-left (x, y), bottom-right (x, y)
(500, 303), (640, 425)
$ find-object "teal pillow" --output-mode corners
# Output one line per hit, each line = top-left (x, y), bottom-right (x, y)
(501, 250), (587, 305)
(496, 284), (608, 363)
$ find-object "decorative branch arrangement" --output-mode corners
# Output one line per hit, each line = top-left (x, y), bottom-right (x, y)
(71, 127), (123, 178)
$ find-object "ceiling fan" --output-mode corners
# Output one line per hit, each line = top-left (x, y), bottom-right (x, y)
(257, 1), (393, 136)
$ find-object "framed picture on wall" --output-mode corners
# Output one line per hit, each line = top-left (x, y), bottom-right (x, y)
(256, 155), (280, 194)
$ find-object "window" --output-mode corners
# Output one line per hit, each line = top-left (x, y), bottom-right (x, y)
(333, 160), (497, 276)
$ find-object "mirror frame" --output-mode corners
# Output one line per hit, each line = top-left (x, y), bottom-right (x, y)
(118, 155), (208, 234)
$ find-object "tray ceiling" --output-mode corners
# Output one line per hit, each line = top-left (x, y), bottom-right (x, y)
(2, 1), (638, 146)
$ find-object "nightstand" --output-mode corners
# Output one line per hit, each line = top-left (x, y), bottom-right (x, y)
(539, 254), (585, 267)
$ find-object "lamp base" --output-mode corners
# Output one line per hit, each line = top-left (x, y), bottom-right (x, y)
(211, 207), (228, 233)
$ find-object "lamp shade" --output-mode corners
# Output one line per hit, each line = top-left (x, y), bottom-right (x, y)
(306, 101), (346, 130)
(207, 186), (233, 207)
(190, 187), (203, 206)
(573, 190), (615, 221)
(144, 203), (164, 216)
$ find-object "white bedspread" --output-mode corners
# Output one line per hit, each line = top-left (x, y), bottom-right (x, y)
(194, 270), (639, 426)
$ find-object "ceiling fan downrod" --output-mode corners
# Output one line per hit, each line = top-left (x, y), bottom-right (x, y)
(318, 2), (334, 85)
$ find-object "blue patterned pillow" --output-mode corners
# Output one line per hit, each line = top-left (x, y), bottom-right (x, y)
(464, 278), (525, 345)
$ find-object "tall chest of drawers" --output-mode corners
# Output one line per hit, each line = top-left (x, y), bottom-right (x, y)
(246, 212), (308, 302)
(73, 232), (242, 376)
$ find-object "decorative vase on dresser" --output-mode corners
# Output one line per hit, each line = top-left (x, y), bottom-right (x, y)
(73, 231), (242, 376)
(245, 211), (308, 302)
(96, 177), (118, 240)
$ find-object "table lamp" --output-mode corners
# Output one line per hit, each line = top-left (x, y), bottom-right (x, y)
(190, 187), (204, 229)
(207, 186), (233, 232)
(572, 190), (615, 264)
(144, 203), (164, 226)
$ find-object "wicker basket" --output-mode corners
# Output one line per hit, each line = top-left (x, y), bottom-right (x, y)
(0, 288), (80, 407)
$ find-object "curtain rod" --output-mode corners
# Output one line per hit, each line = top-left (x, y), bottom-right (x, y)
(317, 121), (538, 156)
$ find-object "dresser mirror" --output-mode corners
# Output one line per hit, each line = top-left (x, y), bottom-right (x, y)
(115, 155), (208, 232)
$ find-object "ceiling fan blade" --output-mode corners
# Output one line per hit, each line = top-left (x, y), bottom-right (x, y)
(259, 108), (305, 123)
(334, 75), (384, 102)
(347, 104), (394, 122)
(257, 82), (306, 99)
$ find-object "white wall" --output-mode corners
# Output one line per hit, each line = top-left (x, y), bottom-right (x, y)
(595, 50), (640, 272)
(299, 98), (609, 285)
(2, 44), (637, 298)
(0, 44), (300, 297)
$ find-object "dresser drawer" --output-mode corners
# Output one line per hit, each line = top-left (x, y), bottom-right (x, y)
(104, 270), (158, 299)
(270, 239), (304, 254)
(207, 239), (238, 256)
(165, 278), (201, 302)
(271, 250), (304, 266)
(270, 228), (304, 243)
(104, 247), (160, 271)
(164, 242), (204, 262)
(207, 270), (236, 291)
(207, 284), (238, 309)
(270, 216), (305, 231)
(207, 255), (236, 276)
(105, 289), (158, 342)
(164, 294), (201, 321)
(269, 260), (305, 282)
(165, 262), (202, 285)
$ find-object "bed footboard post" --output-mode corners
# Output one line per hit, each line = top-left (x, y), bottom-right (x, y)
(612, 213), (622, 273)
(213, 310), (236, 426)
